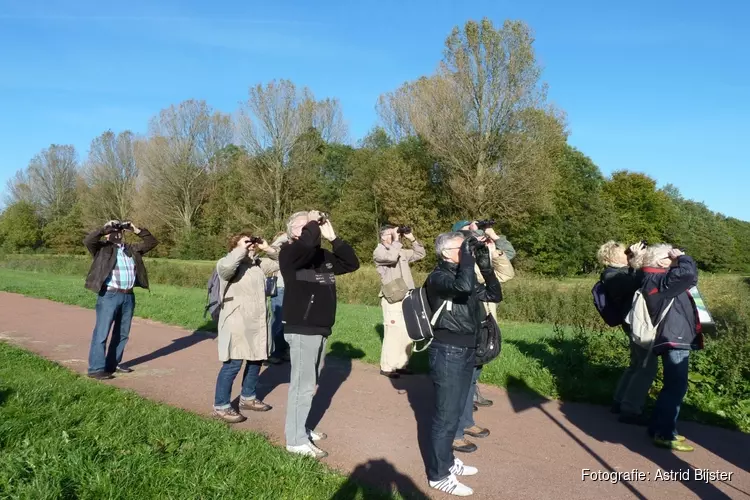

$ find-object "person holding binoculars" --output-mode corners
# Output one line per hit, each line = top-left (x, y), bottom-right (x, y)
(373, 224), (426, 378)
(83, 219), (158, 380)
(212, 232), (280, 423)
(279, 210), (360, 459)
(423, 231), (502, 496)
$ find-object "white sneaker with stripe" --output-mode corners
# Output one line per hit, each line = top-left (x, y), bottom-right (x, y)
(428, 473), (474, 496)
(450, 458), (478, 476)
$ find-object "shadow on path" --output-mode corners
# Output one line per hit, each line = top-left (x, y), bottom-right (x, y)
(306, 342), (365, 432)
(506, 376), (736, 499)
(330, 458), (430, 500)
(122, 323), (216, 369)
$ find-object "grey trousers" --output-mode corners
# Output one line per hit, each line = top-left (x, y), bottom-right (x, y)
(614, 340), (659, 415)
(284, 333), (327, 446)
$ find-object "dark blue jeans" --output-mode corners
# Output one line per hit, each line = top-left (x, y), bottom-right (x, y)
(649, 349), (690, 440)
(455, 365), (482, 439)
(270, 287), (288, 357)
(214, 359), (262, 409)
(87, 290), (135, 374)
(427, 341), (476, 482)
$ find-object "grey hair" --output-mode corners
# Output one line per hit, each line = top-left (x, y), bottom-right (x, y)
(642, 243), (673, 268)
(435, 231), (466, 259)
(380, 226), (395, 241)
(286, 211), (309, 239)
(596, 240), (626, 267)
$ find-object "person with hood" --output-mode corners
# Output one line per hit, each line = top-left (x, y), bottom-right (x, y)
(449, 219), (515, 454)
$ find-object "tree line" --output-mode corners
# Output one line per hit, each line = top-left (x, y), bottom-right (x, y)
(1, 18), (748, 275)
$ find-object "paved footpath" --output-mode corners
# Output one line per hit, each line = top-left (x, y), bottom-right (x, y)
(0, 292), (748, 500)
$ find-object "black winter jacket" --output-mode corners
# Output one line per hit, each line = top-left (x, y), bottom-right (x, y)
(279, 221), (360, 337)
(600, 265), (643, 331)
(83, 227), (158, 293)
(641, 256), (703, 354)
(425, 258), (502, 347)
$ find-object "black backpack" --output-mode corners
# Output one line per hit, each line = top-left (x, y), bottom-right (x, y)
(402, 287), (451, 352)
(475, 313), (502, 366)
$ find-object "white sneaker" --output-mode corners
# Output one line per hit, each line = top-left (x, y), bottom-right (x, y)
(429, 474), (473, 496)
(286, 443), (328, 459)
(450, 458), (478, 476)
(307, 428), (327, 441)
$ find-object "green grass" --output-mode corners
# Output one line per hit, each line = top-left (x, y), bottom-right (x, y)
(0, 342), (395, 500)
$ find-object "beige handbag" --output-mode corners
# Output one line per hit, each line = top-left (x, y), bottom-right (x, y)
(382, 277), (409, 304)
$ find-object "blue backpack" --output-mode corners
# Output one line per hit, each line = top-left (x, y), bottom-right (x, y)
(592, 280), (624, 327)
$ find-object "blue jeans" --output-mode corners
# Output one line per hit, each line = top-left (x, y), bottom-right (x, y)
(87, 290), (135, 374)
(427, 341), (476, 482)
(613, 340), (658, 415)
(455, 365), (482, 439)
(649, 350), (690, 440)
(270, 287), (288, 357)
(214, 359), (263, 409)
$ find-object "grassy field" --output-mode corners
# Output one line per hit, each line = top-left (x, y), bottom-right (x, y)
(2, 252), (746, 326)
(1, 266), (748, 433)
(0, 342), (395, 499)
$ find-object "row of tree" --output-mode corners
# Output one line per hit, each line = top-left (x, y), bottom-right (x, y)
(1, 18), (748, 275)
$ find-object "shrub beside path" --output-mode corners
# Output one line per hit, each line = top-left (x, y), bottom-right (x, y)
(0, 292), (747, 500)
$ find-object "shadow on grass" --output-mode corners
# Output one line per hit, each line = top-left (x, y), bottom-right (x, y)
(122, 322), (217, 369)
(506, 376), (738, 499)
(330, 458), (430, 500)
(0, 387), (13, 406)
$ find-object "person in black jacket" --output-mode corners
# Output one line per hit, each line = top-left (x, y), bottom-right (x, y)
(639, 244), (702, 452)
(596, 240), (653, 425)
(423, 231), (501, 497)
(279, 210), (360, 459)
(83, 219), (158, 380)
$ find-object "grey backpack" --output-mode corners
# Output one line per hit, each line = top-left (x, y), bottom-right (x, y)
(204, 270), (223, 323)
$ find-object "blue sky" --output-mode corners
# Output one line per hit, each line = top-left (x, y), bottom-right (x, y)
(1, 0), (748, 220)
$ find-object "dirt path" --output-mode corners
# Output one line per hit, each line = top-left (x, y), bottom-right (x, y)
(0, 292), (748, 499)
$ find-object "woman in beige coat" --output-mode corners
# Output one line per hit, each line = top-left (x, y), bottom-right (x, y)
(212, 232), (280, 423)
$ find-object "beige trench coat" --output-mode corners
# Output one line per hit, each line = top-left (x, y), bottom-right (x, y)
(216, 247), (279, 362)
(477, 243), (515, 321)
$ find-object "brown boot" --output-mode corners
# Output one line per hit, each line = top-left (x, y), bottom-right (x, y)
(464, 425), (490, 438)
(213, 407), (247, 423)
(452, 439), (478, 453)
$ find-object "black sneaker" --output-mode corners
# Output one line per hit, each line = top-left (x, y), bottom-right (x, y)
(611, 403), (622, 414)
(380, 370), (400, 379)
(619, 412), (650, 426)
(395, 368), (414, 375)
(88, 371), (114, 380)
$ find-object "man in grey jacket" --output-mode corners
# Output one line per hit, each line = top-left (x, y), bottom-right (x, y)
(373, 225), (426, 378)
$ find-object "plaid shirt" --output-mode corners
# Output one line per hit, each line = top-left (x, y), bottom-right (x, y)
(104, 245), (136, 291)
